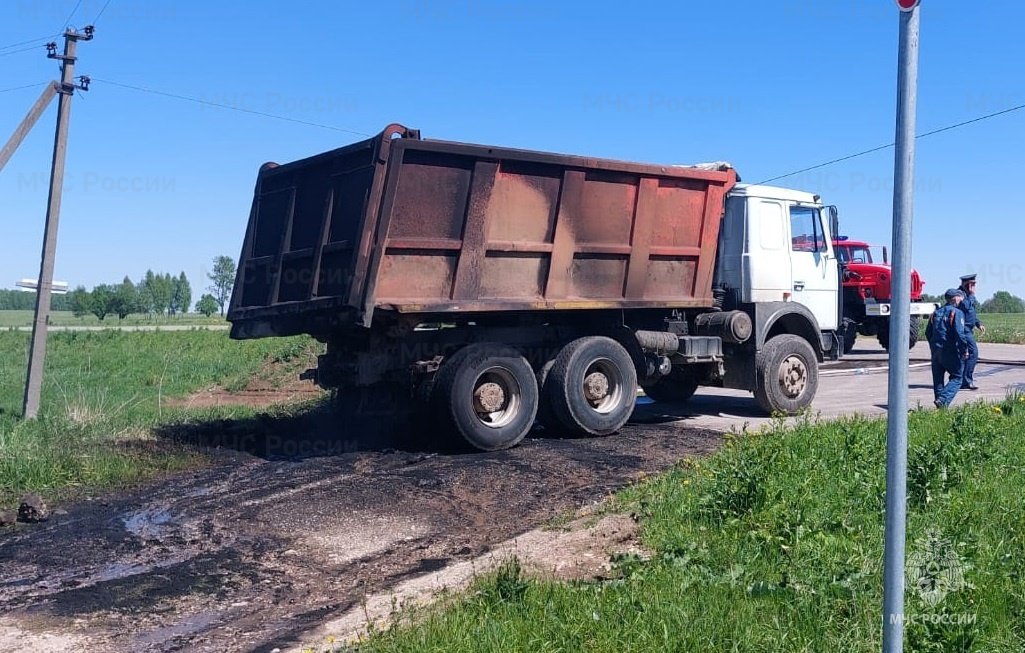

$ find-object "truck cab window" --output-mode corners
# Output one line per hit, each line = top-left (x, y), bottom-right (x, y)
(851, 247), (871, 263)
(789, 205), (824, 252)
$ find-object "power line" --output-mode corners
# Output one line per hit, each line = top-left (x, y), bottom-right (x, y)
(758, 102), (1025, 184)
(61, 0), (87, 30)
(0, 35), (57, 51)
(0, 82), (48, 94)
(92, 0), (115, 25)
(91, 78), (372, 136)
(0, 0), (97, 53)
(0, 44), (48, 58)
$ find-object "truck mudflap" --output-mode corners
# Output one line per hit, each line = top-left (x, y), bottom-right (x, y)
(864, 301), (938, 317)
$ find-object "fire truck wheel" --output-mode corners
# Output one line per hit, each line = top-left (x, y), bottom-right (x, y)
(842, 319), (858, 355)
(908, 316), (922, 349)
(878, 317), (922, 351)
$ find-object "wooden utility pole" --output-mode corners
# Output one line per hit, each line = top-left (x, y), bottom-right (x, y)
(22, 27), (93, 419)
(0, 83), (58, 174)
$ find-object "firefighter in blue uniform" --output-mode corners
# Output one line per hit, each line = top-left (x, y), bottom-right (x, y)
(925, 288), (969, 408)
(957, 273), (986, 390)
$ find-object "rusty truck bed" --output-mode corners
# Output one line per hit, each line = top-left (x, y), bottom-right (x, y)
(228, 124), (737, 339)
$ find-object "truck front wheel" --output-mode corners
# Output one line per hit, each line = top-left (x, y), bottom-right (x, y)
(754, 334), (818, 415)
(434, 344), (538, 451)
(546, 337), (637, 436)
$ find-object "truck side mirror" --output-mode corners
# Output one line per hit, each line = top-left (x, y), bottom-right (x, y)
(883, 246), (889, 264)
(827, 206), (839, 239)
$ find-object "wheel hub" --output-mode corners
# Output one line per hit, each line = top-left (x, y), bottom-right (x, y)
(474, 382), (506, 413)
(583, 372), (610, 403)
(779, 355), (807, 398)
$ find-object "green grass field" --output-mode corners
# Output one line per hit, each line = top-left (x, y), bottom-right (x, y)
(975, 313), (1025, 344)
(355, 400), (1025, 653)
(0, 310), (227, 328)
(0, 330), (319, 508)
(915, 313), (1025, 345)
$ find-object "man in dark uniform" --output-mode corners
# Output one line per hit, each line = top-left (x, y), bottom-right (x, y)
(926, 288), (969, 408)
(958, 273), (986, 390)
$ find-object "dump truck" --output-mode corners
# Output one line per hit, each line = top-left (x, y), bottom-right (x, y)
(228, 124), (846, 451)
(832, 236), (935, 353)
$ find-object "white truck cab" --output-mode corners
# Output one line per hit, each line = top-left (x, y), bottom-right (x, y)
(716, 184), (840, 333)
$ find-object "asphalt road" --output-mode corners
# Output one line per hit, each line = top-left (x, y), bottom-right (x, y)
(668, 339), (1024, 432)
(1, 341), (1023, 652)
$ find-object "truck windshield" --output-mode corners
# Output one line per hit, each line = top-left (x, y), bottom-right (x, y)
(837, 246), (883, 264)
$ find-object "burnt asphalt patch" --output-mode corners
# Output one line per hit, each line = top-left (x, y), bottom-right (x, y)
(0, 407), (720, 652)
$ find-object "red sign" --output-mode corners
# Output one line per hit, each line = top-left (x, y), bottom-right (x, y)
(896, 0), (920, 10)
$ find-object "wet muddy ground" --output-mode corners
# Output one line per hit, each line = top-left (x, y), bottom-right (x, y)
(0, 405), (721, 652)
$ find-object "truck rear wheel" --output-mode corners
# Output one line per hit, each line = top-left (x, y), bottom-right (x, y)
(641, 368), (700, 404)
(754, 334), (818, 415)
(434, 344), (538, 451)
(546, 337), (637, 436)
(535, 359), (559, 430)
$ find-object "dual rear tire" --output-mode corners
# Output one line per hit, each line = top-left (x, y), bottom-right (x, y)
(434, 337), (638, 451)
(433, 344), (538, 452)
(541, 337), (637, 437)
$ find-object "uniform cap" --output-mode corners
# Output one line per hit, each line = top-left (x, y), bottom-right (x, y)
(945, 288), (964, 299)
(960, 273), (977, 283)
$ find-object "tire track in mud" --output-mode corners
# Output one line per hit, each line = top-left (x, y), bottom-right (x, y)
(0, 419), (721, 652)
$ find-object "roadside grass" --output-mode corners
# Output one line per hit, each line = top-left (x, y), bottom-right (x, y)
(351, 399), (1025, 653)
(0, 330), (320, 508)
(0, 310), (226, 328)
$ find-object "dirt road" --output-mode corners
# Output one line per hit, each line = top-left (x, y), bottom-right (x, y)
(2, 341), (1023, 652)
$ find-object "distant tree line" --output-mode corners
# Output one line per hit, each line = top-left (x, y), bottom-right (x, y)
(921, 290), (1025, 313)
(0, 289), (72, 311)
(2, 256), (237, 320)
(68, 271), (199, 321)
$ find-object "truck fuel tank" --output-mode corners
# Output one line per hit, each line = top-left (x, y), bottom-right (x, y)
(693, 310), (753, 344)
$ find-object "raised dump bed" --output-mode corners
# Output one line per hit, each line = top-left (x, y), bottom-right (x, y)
(228, 124), (736, 339)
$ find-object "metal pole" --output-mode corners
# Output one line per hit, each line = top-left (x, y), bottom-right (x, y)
(0, 82), (58, 174)
(883, 4), (920, 651)
(22, 31), (82, 420)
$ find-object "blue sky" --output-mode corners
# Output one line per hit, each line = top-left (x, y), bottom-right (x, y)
(2, 0), (1023, 303)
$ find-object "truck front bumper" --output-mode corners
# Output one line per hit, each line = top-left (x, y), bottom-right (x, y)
(864, 301), (938, 317)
